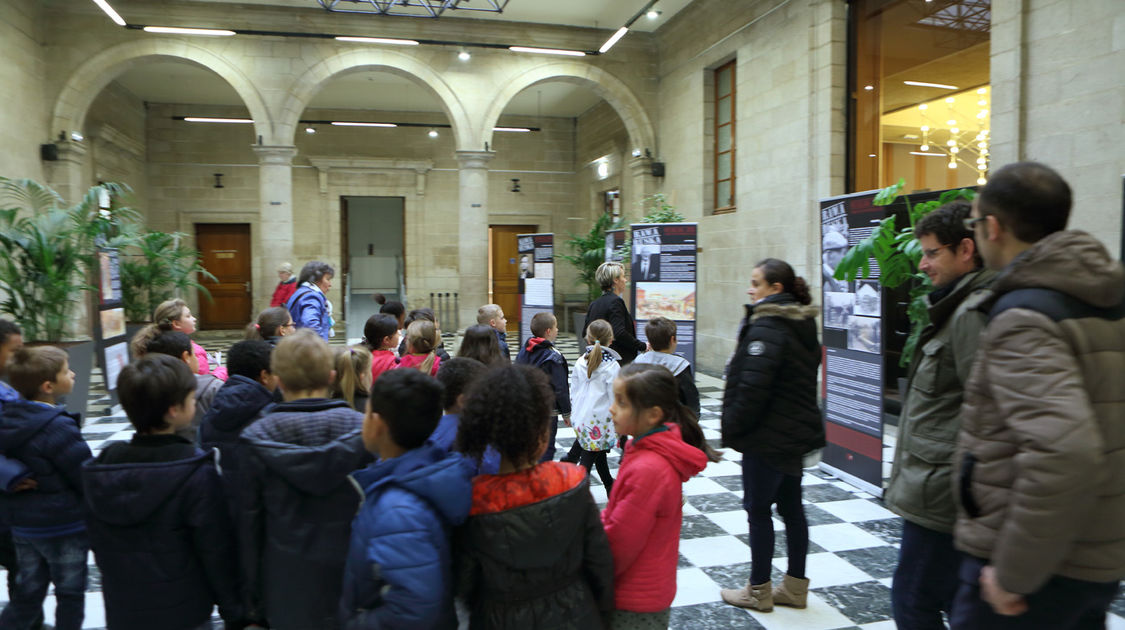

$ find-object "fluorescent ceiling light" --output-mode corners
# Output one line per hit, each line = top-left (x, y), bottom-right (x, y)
(599, 27), (629, 54)
(903, 80), (959, 90)
(335, 36), (419, 46)
(144, 26), (236, 36)
(910, 151), (946, 157)
(183, 117), (253, 123)
(508, 46), (586, 57)
(91, 0), (126, 26)
(331, 121), (397, 128)
(493, 127), (532, 132)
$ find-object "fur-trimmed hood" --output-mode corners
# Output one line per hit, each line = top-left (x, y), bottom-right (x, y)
(747, 295), (820, 322)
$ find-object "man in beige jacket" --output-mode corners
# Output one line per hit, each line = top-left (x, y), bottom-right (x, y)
(952, 162), (1125, 628)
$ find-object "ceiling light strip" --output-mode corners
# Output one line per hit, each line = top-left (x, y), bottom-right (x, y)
(335, 36), (419, 46)
(903, 80), (959, 90)
(175, 117), (541, 132)
(182, 117), (253, 123)
(143, 26), (236, 36)
(91, 0), (126, 26)
(599, 27), (629, 54)
(508, 46), (586, 57)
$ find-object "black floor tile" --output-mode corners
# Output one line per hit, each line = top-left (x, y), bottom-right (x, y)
(813, 580), (893, 625)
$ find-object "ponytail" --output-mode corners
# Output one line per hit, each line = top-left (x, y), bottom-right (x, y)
(418, 351), (437, 376)
(129, 323), (160, 358)
(247, 306), (290, 340)
(792, 277), (812, 305)
(333, 345), (373, 409)
(585, 341), (603, 379)
(405, 320), (437, 374)
(583, 318), (614, 378)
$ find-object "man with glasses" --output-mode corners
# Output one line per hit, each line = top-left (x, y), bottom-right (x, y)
(950, 162), (1125, 629)
(886, 201), (995, 629)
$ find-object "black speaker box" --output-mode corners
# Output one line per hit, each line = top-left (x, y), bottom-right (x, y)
(40, 144), (59, 161)
(651, 161), (665, 178)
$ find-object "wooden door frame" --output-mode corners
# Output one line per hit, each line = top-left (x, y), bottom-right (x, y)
(177, 211), (260, 314)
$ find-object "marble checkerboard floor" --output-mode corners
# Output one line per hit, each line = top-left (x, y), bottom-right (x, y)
(3, 329), (1123, 629)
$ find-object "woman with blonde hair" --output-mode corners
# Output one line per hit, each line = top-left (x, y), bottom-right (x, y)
(130, 298), (227, 380)
(583, 262), (646, 365)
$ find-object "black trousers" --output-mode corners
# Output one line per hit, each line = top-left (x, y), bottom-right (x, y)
(892, 520), (959, 629)
(577, 448), (614, 495)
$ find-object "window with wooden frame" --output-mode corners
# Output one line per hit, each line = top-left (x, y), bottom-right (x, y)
(714, 60), (736, 213)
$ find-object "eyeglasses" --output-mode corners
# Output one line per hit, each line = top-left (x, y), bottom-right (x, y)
(921, 244), (951, 260)
(963, 216), (987, 231)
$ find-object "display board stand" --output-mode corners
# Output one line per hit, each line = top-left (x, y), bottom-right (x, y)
(94, 247), (130, 405)
(629, 223), (698, 367)
(517, 233), (554, 348)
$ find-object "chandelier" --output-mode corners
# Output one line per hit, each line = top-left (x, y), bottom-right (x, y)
(913, 86), (990, 185)
(315, 0), (511, 18)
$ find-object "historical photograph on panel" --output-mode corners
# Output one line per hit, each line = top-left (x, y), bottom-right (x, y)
(821, 202), (851, 293)
(635, 282), (696, 321)
(854, 280), (881, 317)
(825, 292), (855, 330)
(847, 315), (882, 354)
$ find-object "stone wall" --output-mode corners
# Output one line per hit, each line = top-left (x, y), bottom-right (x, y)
(0, 1), (46, 183)
(654, 0), (847, 373)
(990, 0), (1125, 252)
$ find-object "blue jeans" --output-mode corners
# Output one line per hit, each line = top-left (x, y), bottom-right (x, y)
(741, 453), (807, 584)
(0, 532), (88, 630)
(891, 520), (959, 629)
(949, 555), (1120, 630)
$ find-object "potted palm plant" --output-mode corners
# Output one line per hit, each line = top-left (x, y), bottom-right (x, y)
(0, 178), (137, 416)
(119, 230), (217, 325)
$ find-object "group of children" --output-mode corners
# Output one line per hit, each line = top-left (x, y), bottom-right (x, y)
(0, 297), (717, 630)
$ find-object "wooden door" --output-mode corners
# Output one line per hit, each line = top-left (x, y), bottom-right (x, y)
(195, 224), (252, 329)
(489, 224), (536, 333)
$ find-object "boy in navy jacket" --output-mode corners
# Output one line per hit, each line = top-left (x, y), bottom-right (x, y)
(515, 312), (570, 461)
(339, 369), (474, 629)
(0, 346), (91, 630)
(82, 354), (242, 630)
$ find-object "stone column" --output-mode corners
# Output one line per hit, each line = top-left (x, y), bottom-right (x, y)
(629, 156), (657, 209)
(455, 150), (494, 330)
(45, 139), (89, 205)
(253, 145), (298, 313)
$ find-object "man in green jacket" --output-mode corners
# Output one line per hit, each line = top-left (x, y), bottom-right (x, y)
(952, 162), (1125, 628)
(885, 201), (995, 629)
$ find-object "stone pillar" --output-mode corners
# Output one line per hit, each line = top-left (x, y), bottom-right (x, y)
(45, 139), (89, 205)
(455, 150), (494, 329)
(253, 145), (298, 313)
(629, 156), (657, 209)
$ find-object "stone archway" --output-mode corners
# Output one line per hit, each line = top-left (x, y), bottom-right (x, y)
(50, 39), (272, 144)
(280, 49), (472, 148)
(480, 62), (657, 154)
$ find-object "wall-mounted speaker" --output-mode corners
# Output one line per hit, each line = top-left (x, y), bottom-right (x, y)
(651, 162), (665, 178)
(40, 143), (59, 161)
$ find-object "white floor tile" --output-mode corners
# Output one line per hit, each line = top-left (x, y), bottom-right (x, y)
(816, 499), (897, 523)
(700, 458), (743, 477)
(808, 523), (888, 552)
(773, 552), (873, 588)
(1108, 613), (1125, 630)
(679, 535), (749, 567)
(859, 620), (898, 630)
(703, 510), (749, 535)
(748, 592), (854, 630)
(682, 476), (731, 496)
(670, 568), (722, 607)
(682, 501), (700, 516)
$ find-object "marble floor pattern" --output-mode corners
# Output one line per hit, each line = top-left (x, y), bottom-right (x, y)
(2, 329), (1123, 629)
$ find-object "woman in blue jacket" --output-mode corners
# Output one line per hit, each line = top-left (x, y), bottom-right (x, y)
(287, 261), (335, 340)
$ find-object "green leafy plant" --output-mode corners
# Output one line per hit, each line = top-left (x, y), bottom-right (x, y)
(0, 178), (137, 341)
(119, 230), (218, 322)
(560, 212), (624, 303)
(834, 178), (975, 366)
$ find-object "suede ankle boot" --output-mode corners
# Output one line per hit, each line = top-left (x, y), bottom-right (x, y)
(720, 579), (773, 612)
(772, 574), (810, 608)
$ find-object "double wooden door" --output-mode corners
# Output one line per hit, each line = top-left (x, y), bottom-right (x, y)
(195, 223), (252, 329)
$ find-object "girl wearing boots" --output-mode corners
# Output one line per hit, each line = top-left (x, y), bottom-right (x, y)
(719, 258), (825, 612)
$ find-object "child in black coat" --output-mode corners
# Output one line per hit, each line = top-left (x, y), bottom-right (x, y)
(515, 312), (570, 462)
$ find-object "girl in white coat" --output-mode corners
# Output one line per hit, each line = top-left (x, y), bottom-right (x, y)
(570, 318), (620, 495)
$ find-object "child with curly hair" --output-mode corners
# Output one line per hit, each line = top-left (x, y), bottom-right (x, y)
(454, 365), (614, 629)
(570, 318), (620, 496)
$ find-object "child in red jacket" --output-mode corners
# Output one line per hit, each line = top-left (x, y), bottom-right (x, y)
(602, 363), (718, 628)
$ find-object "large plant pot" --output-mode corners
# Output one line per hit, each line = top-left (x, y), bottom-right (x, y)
(573, 311), (587, 345)
(28, 340), (94, 421)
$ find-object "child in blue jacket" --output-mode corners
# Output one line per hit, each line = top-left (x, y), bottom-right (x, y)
(431, 357), (499, 475)
(339, 369), (474, 629)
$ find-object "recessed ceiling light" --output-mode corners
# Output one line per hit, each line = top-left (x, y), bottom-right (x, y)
(508, 46), (586, 57)
(646, 10), (662, 19)
(143, 26), (236, 36)
(904, 80), (959, 90)
(428, 129), (439, 138)
(458, 50), (471, 61)
(305, 127), (316, 134)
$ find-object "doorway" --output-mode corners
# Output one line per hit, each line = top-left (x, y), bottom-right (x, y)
(195, 223), (252, 329)
(489, 224), (537, 334)
(342, 197), (405, 340)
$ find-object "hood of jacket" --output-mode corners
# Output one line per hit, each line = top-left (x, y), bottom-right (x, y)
(581, 345), (622, 362)
(0, 400), (75, 451)
(524, 337), (550, 353)
(994, 230), (1125, 308)
(206, 375), (276, 433)
(747, 293), (820, 323)
(630, 423), (708, 483)
(352, 444), (473, 527)
(467, 473), (590, 570)
(82, 450), (212, 526)
(634, 351), (689, 376)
